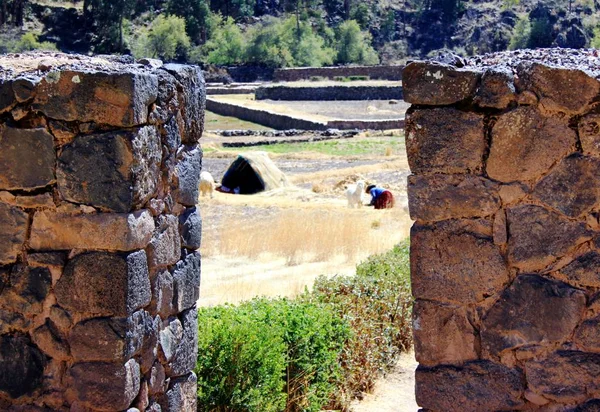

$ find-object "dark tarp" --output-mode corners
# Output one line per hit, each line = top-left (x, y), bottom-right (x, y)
(221, 151), (289, 194)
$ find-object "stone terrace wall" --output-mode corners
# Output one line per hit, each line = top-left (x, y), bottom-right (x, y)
(405, 49), (600, 411)
(255, 84), (404, 101)
(273, 65), (404, 82)
(0, 53), (205, 411)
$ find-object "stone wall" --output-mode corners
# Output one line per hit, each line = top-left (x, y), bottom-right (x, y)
(405, 49), (600, 411)
(0, 53), (205, 411)
(273, 65), (404, 82)
(255, 84), (404, 101)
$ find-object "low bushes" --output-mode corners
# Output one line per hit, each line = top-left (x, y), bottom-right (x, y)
(196, 240), (412, 412)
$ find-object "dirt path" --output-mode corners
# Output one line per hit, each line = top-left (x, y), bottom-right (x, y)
(350, 351), (419, 412)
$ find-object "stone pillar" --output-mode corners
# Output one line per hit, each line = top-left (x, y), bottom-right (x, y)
(405, 50), (600, 411)
(0, 53), (205, 411)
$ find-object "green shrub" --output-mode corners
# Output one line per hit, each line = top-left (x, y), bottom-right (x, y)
(130, 15), (191, 60)
(347, 75), (369, 81)
(203, 16), (246, 65)
(196, 298), (348, 412)
(335, 20), (379, 65)
(509, 15), (530, 50)
(309, 240), (412, 409)
(3, 32), (58, 53)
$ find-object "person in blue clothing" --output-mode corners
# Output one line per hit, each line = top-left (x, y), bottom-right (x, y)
(366, 184), (395, 209)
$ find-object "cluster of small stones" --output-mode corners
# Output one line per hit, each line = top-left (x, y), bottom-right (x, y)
(405, 48), (600, 412)
(0, 53), (205, 412)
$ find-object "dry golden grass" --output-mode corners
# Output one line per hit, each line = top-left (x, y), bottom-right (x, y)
(202, 207), (407, 266)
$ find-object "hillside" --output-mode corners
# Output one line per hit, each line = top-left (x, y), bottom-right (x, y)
(0, 0), (598, 65)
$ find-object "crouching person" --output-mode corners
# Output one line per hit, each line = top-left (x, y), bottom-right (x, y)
(366, 184), (395, 209)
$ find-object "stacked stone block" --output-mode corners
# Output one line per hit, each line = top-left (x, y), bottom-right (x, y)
(405, 49), (600, 411)
(0, 53), (205, 411)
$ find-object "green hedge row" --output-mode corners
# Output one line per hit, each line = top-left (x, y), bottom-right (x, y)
(196, 240), (412, 412)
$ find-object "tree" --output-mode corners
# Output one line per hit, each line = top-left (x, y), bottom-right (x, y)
(335, 20), (379, 65)
(203, 17), (246, 65)
(0, 0), (28, 27)
(84, 0), (135, 52)
(132, 15), (191, 61)
(528, 15), (553, 48)
(508, 15), (530, 49)
(167, 0), (212, 43)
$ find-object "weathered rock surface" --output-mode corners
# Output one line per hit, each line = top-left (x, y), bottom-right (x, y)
(172, 251), (201, 312)
(555, 251), (600, 288)
(68, 359), (141, 411)
(0, 126), (55, 190)
(481, 275), (586, 357)
(0, 203), (28, 265)
(574, 314), (600, 352)
(533, 154), (600, 218)
(517, 62), (600, 115)
(174, 145), (202, 207)
(403, 62), (480, 105)
(162, 64), (205, 144)
(147, 215), (181, 268)
(164, 372), (197, 412)
(179, 207), (201, 250)
(29, 209), (155, 251)
(507, 205), (591, 272)
(408, 174), (500, 222)
(473, 66), (516, 109)
(33, 70), (158, 127)
(413, 300), (477, 367)
(579, 114), (600, 156)
(487, 106), (576, 183)
(164, 307), (198, 377)
(411, 220), (508, 304)
(0, 334), (46, 398)
(406, 108), (485, 175)
(151, 270), (175, 318)
(31, 321), (70, 361)
(415, 361), (525, 412)
(55, 251), (151, 317)
(526, 351), (600, 403)
(0, 265), (51, 316)
(57, 127), (161, 212)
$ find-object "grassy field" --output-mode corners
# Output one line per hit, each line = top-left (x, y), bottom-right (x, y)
(212, 132), (405, 157)
(204, 110), (272, 131)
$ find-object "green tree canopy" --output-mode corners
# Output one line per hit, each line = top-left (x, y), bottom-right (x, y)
(335, 20), (379, 64)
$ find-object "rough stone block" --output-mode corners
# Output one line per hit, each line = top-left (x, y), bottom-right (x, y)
(0, 79), (16, 113)
(0, 308), (31, 334)
(33, 70), (158, 127)
(0, 334), (46, 399)
(165, 307), (198, 377)
(571, 399), (600, 411)
(481, 275), (586, 357)
(0, 203), (28, 265)
(406, 108), (485, 175)
(0, 126), (55, 190)
(55, 250), (151, 317)
(68, 359), (141, 411)
(164, 372), (197, 412)
(487, 106), (576, 183)
(507, 205), (591, 272)
(408, 174), (500, 222)
(27, 252), (66, 286)
(147, 215), (181, 268)
(579, 114), (600, 156)
(69, 317), (138, 362)
(517, 62), (600, 115)
(31, 321), (70, 361)
(555, 251), (600, 289)
(573, 315), (600, 352)
(179, 207), (201, 250)
(151, 270), (175, 318)
(526, 351), (600, 403)
(402, 61), (480, 105)
(0, 192), (55, 209)
(49, 305), (72, 335)
(12, 75), (40, 102)
(415, 361), (524, 412)
(411, 220), (508, 304)
(413, 300), (477, 367)
(158, 317), (182, 365)
(148, 361), (167, 396)
(533, 154), (600, 218)
(0, 265), (51, 316)
(162, 64), (205, 144)
(57, 126), (161, 212)
(174, 145), (202, 206)
(29, 209), (154, 251)
(172, 251), (201, 312)
(473, 66), (516, 109)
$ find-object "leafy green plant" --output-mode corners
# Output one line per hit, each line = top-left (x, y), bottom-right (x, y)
(130, 14), (191, 60)
(196, 298), (348, 412)
(509, 15), (531, 50)
(335, 20), (380, 65)
(203, 16), (246, 65)
(7, 32), (57, 52)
